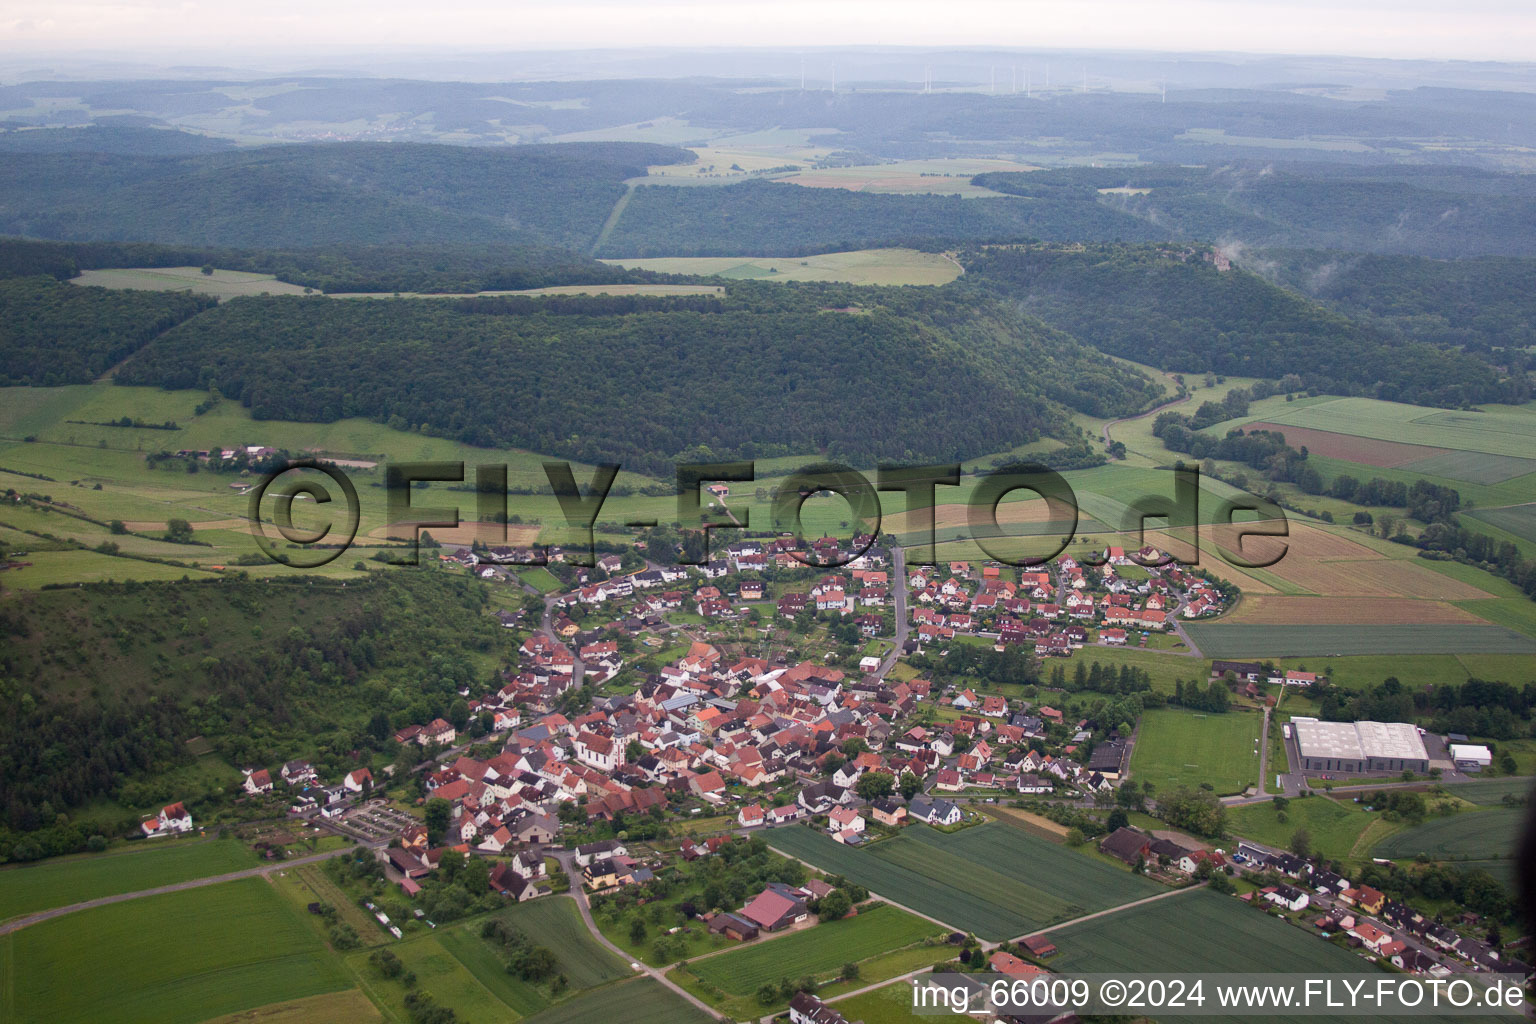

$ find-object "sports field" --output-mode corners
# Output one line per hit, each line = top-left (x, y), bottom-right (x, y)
(604, 248), (962, 286)
(1372, 808), (1524, 861)
(1184, 623), (1536, 657)
(1129, 709), (1261, 796)
(688, 903), (939, 995)
(0, 877), (351, 1024)
(518, 977), (716, 1024)
(0, 838), (255, 921)
(766, 822), (1160, 941)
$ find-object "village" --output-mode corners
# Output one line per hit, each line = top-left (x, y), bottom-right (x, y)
(118, 519), (1531, 1024)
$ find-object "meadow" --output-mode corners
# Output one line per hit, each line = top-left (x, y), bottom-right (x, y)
(0, 878), (351, 1024)
(1371, 807), (1524, 861)
(0, 837), (255, 921)
(1129, 708), (1262, 796)
(517, 978), (715, 1024)
(1443, 777), (1536, 805)
(1226, 795), (1389, 861)
(685, 902), (939, 996)
(1223, 397), (1536, 459)
(604, 247), (962, 286)
(490, 895), (629, 989)
(765, 822), (1159, 941)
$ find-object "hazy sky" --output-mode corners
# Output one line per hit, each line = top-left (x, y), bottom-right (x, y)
(2, 0), (1533, 62)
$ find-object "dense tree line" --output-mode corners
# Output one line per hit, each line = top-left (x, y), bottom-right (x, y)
(1155, 412), (1464, 522)
(1414, 523), (1536, 602)
(115, 281), (1162, 475)
(1310, 674), (1536, 741)
(0, 276), (215, 385)
(963, 245), (1523, 407)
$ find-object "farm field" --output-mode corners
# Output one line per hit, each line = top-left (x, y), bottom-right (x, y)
(772, 157), (1043, 196)
(0, 838), (255, 921)
(1466, 504), (1536, 545)
(352, 935), (516, 1024)
(1371, 807), (1524, 861)
(72, 266), (723, 301)
(1224, 397), (1536, 459)
(491, 895), (629, 989)
(1184, 623), (1536, 657)
(0, 877), (351, 1024)
(517, 977), (716, 1024)
(686, 903), (940, 996)
(198, 990), (382, 1024)
(1226, 795), (1388, 861)
(765, 822), (1159, 941)
(604, 247), (961, 286)
(1129, 709), (1262, 796)
(1443, 777), (1536, 805)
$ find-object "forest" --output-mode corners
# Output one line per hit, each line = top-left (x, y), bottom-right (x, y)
(0, 572), (503, 857)
(597, 178), (1165, 258)
(976, 163), (1536, 258)
(1256, 248), (1536, 358)
(114, 281), (1162, 474)
(0, 235), (640, 294)
(0, 276), (216, 385)
(0, 140), (693, 250)
(962, 244), (1524, 407)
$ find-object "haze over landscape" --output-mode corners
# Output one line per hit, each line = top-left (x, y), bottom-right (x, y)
(0, 6), (1533, 1024)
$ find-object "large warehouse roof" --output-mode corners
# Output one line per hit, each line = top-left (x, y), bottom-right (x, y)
(1292, 719), (1427, 763)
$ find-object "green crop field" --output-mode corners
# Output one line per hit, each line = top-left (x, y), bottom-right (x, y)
(603, 248), (962, 286)
(1400, 452), (1536, 486)
(1233, 397), (1536, 458)
(0, 839), (256, 921)
(0, 877), (350, 1024)
(1443, 777), (1536, 805)
(519, 978), (715, 1024)
(1044, 888), (1471, 1024)
(688, 903), (939, 995)
(355, 935), (514, 1024)
(766, 822), (1159, 941)
(1226, 795), (1388, 861)
(1049, 888), (1359, 973)
(1466, 504), (1536, 545)
(433, 929), (555, 1017)
(1185, 623), (1536, 657)
(492, 895), (629, 989)
(1130, 709), (1262, 796)
(1372, 808), (1524, 861)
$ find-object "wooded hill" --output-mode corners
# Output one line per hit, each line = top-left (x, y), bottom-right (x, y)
(961, 244), (1526, 407)
(974, 164), (1536, 258)
(0, 573), (500, 848)
(0, 276), (216, 386)
(0, 236), (640, 295)
(114, 281), (1162, 475)
(0, 141), (693, 251)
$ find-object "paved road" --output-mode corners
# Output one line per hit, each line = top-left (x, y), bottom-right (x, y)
(1101, 392), (1192, 450)
(548, 849), (720, 1017)
(876, 544), (910, 679)
(0, 846), (354, 937)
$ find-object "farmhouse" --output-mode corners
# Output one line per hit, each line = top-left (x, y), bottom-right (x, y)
(1291, 719), (1429, 774)
(789, 992), (853, 1024)
(741, 888), (808, 932)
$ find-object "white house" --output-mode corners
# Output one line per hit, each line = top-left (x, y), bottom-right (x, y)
(828, 807), (865, 833)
